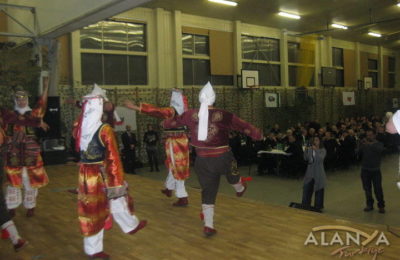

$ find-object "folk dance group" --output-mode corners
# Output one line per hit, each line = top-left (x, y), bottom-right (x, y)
(0, 80), (264, 259)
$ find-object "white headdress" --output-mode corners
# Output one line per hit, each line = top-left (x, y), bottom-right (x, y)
(197, 82), (215, 141)
(14, 90), (32, 115)
(170, 89), (188, 116)
(79, 84), (106, 151)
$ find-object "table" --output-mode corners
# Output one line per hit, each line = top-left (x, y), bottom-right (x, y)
(257, 149), (292, 176)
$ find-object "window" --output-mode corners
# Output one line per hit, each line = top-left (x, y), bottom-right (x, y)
(288, 66), (315, 87)
(336, 69), (344, 87)
(368, 59), (378, 88)
(182, 33), (211, 85)
(242, 35), (279, 61)
(243, 63), (280, 86)
(241, 35), (280, 86)
(332, 47), (344, 87)
(288, 42), (300, 63)
(332, 47), (343, 67)
(288, 42), (315, 87)
(80, 21), (147, 85)
(388, 57), (395, 88)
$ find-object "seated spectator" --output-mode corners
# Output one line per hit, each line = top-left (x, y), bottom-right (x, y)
(331, 125), (340, 138)
(308, 128), (316, 138)
(270, 124), (281, 135)
(281, 135), (305, 177)
(257, 133), (278, 175)
(337, 131), (356, 169)
(323, 131), (338, 170)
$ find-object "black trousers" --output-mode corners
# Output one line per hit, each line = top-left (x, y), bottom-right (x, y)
(146, 146), (159, 170)
(302, 179), (324, 210)
(123, 148), (136, 173)
(194, 151), (240, 204)
(0, 157), (11, 226)
(361, 169), (385, 208)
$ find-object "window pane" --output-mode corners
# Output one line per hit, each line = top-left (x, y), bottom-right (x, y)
(242, 62), (280, 86)
(80, 23), (102, 49)
(389, 57), (395, 72)
(183, 58), (194, 85)
(102, 21), (127, 51)
(182, 34), (194, 55)
(332, 47), (343, 67)
(336, 69), (344, 87)
(81, 53), (103, 85)
(193, 59), (210, 85)
(289, 66), (315, 86)
(194, 35), (209, 56)
(368, 72), (378, 88)
(242, 35), (257, 60)
(259, 38), (280, 61)
(104, 54), (128, 85)
(368, 59), (378, 70)
(288, 42), (300, 63)
(388, 73), (395, 88)
(211, 75), (234, 86)
(289, 65), (297, 86)
(128, 23), (146, 52)
(128, 55), (147, 85)
(241, 35), (280, 61)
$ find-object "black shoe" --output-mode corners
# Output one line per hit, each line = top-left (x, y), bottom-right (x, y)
(363, 206), (374, 212)
(150, 169), (154, 172)
(378, 208), (385, 214)
(156, 168), (160, 172)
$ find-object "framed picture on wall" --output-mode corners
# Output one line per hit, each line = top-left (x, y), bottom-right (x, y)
(265, 92), (280, 108)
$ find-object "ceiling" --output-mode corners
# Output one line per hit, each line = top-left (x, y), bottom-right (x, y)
(142, 0), (400, 49)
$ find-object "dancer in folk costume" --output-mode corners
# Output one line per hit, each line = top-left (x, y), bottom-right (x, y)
(0, 125), (27, 251)
(2, 77), (50, 218)
(74, 86), (147, 259)
(162, 83), (263, 236)
(125, 89), (190, 206)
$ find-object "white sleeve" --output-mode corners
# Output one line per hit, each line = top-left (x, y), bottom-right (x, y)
(392, 110), (400, 134)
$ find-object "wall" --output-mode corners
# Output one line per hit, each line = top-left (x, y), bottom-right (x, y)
(8, 6), (398, 164)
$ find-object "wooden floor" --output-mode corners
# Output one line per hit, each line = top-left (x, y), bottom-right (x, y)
(1, 163), (399, 260)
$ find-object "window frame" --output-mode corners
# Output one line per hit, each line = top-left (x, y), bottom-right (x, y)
(77, 20), (148, 86)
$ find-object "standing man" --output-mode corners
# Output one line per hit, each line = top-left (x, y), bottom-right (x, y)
(143, 124), (159, 172)
(163, 82), (262, 237)
(359, 129), (385, 213)
(2, 78), (50, 218)
(74, 86), (146, 259)
(121, 125), (137, 174)
(125, 89), (190, 207)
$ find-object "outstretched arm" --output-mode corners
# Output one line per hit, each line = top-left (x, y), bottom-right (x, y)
(230, 114), (263, 141)
(125, 100), (175, 119)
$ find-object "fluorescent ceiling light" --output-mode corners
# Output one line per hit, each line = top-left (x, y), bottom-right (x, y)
(332, 23), (348, 30)
(208, 0), (237, 6)
(278, 11), (301, 19)
(397, 3), (400, 7)
(368, 32), (382, 37)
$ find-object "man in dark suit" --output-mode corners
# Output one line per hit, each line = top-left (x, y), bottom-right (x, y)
(121, 125), (137, 174)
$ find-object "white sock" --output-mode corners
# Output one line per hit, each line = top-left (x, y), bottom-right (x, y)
(1, 221), (21, 244)
(202, 204), (214, 228)
(232, 181), (245, 193)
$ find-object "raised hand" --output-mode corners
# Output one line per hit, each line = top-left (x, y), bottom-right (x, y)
(124, 100), (139, 111)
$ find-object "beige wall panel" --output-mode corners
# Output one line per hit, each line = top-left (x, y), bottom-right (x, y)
(209, 30), (233, 76)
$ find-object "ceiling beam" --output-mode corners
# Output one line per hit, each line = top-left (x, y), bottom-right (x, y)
(41, 0), (151, 39)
